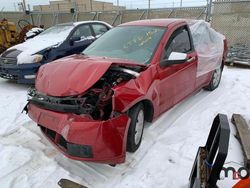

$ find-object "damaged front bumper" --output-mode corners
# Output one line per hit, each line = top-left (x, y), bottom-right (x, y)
(0, 62), (41, 84)
(27, 103), (131, 164)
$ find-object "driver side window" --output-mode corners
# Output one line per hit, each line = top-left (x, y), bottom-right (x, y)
(163, 26), (192, 60)
(71, 24), (92, 39)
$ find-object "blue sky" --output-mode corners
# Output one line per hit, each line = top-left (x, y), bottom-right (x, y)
(1, 0), (207, 11)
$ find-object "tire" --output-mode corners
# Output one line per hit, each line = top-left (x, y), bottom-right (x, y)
(204, 67), (222, 91)
(127, 103), (145, 152)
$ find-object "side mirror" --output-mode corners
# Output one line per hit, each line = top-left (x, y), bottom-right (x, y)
(160, 52), (188, 67)
(69, 36), (81, 46)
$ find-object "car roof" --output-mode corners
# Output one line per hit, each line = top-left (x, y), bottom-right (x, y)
(57, 21), (112, 28)
(119, 19), (188, 28)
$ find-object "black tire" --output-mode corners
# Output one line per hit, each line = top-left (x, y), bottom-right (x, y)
(127, 103), (145, 152)
(204, 67), (222, 91)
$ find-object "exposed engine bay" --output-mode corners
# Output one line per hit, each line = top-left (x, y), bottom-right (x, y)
(28, 65), (144, 120)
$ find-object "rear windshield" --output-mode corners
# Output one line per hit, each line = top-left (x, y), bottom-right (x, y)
(83, 26), (165, 64)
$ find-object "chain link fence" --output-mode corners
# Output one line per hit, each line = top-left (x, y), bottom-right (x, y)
(1, 7), (207, 29)
(211, 0), (250, 46)
(2, 0), (250, 48)
(211, 0), (250, 65)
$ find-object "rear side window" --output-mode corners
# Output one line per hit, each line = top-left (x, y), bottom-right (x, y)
(92, 24), (108, 36)
(163, 27), (192, 59)
(71, 24), (92, 39)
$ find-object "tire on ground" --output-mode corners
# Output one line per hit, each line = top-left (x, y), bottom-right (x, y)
(204, 66), (222, 91)
(127, 103), (145, 152)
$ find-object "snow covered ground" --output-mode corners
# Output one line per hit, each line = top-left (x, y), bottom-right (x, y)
(0, 66), (249, 188)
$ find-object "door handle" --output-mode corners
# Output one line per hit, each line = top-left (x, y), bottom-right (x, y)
(187, 56), (196, 63)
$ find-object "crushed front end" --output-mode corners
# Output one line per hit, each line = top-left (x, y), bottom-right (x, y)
(28, 103), (130, 163)
(26, 61), (144, 164)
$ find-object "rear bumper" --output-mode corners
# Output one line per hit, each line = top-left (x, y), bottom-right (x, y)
(28, 104), (130, 164)
(0, 63), (41, 84)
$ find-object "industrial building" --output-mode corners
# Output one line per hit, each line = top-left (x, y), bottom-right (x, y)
(33, 0), (126, 12)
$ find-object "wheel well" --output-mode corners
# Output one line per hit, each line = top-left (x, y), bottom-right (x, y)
(137, 100), (154, 123)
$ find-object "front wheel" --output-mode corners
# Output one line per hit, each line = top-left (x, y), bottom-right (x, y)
(204, 67), (222, 91)
(127, 103), (145, 152)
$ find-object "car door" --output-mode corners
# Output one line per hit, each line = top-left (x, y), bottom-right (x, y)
(91, 23), (110, 39)
(65, 24), (95, 55)
(157, 25), (197, 113)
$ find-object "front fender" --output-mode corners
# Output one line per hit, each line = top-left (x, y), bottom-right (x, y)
(113, 65), (160, 116)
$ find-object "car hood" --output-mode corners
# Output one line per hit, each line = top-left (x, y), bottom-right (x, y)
(6, 36), (64, 64)
(36, 55), (144, 97)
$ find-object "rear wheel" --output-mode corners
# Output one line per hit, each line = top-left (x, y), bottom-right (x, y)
(204, 67), (222, 91)
(127, 103), (145, 152)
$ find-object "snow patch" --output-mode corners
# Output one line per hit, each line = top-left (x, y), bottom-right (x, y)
(0, 145), (32, 178)
(0, 67), (249, 187)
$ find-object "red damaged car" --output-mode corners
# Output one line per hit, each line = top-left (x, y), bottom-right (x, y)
(26, 19), (227, 164)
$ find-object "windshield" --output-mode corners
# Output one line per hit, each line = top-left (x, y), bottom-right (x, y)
(39, 24), (74, 39)
(83, 26), (166, 64)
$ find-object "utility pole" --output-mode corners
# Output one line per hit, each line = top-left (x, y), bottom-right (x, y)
(147, 0), (151, 19)
(180, 0), (182, 8)
(117, 0), (119, 13)
(14, 3), (17, 11)
(22, 0), (26, 11)
(90, 0), (92, 11)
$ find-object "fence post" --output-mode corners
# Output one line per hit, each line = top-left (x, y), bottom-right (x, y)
(206, 0), (212, 21)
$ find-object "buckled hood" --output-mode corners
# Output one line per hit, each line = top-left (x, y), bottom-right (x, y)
(36, 55), (143, 97)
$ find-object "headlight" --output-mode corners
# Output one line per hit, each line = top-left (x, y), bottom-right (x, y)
(32, 54), (43, 63)
(17, 54), (43, 64)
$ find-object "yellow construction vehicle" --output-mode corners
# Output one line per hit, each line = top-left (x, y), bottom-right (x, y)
(0, 19), (18, 53)
(0, 18), (37, 53)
